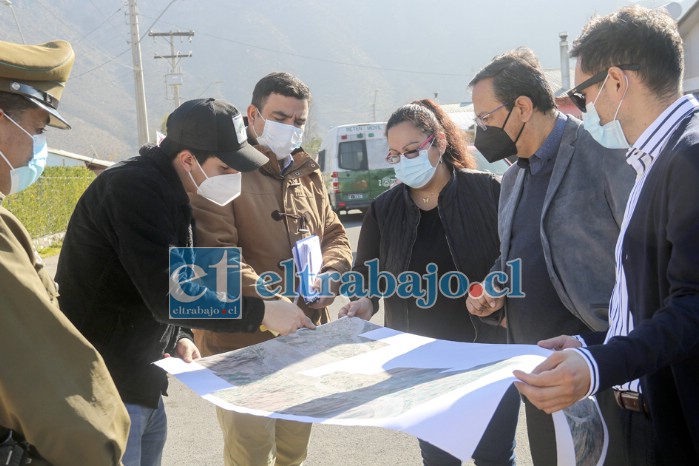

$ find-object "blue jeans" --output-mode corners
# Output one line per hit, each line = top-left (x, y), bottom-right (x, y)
(419, 384), (520, 466)
(123, 397), (167, 466)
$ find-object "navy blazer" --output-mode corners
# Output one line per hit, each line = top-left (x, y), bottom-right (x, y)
(586, 109), (699, 463)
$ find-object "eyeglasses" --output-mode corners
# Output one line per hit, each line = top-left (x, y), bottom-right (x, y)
(474, 103), (510, 131)
(385, 134), (434, 165)
(566, 64), (640, 112)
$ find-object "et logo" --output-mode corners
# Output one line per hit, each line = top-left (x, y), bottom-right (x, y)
(168, 247), (242, 319)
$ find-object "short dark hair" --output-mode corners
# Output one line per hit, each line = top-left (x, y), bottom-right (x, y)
(251, 72), (311, 111)
(386, 99), (475, 171)
(157, 137), (215, 164)
(0, 92), (37, 120)
(469, 47), (556, 113)
(570, 5), (683, 100)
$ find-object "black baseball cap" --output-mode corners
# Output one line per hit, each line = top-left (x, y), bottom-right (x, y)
(164, 98), (267, 171)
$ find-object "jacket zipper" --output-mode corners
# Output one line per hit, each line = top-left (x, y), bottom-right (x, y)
(437, 203), (478, 343)
(403, 202), (421, 335)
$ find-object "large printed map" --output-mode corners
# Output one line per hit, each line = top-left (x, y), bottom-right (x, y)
(156, 317), (607, 464)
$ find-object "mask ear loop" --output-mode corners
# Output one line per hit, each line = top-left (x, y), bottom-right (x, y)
(613, 75), (630, 121)
(423, 136), (443, 168)
(186, 155), (208, 191)
(592, 73), (611, 106)
(502, 103), (526, 145)
(250, 107), (266, 141)
(0, 149), (15, 171)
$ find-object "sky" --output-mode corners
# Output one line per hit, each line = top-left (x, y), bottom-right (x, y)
(0, 0), (690, 154)
(132, 0), (685, 124)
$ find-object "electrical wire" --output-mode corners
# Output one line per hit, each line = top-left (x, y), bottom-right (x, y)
(74, 0), (181, 79)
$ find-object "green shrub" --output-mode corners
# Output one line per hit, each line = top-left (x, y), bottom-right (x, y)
(3, 166), (96, 238)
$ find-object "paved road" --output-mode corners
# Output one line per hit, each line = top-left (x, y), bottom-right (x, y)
(42, 212), (533, 465)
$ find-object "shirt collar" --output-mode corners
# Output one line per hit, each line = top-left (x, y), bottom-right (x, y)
(626, 94), (699, 176)
(280, 154), (294, 173)
(517, 112), (567, 175)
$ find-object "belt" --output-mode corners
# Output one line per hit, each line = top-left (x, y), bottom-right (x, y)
(613, 389), (649, 414)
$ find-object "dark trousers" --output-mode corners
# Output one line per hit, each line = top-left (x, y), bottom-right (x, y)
(524, 389), (650, 466)
(419, 384), (520, 466)
(601, 396), (657, 466)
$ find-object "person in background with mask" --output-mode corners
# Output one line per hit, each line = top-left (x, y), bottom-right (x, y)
(465, 48), (634, 465)
(56, 98), (314, 466)
(338, 99), (521, 466)
(514, 6), (699, 464)
(0, 39), (130, 465)
(190, 72), (352, 466)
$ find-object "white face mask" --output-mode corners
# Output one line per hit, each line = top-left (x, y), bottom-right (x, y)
(393, 139), (440, 189)
(188, 158), (242, 206)
(255, 109), (304, 160)
(0, 113), (49, 195)
(582, 74), (630, 150)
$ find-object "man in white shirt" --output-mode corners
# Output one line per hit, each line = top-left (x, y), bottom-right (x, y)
(513, 6), (699, 464)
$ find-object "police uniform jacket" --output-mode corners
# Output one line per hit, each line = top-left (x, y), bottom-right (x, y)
(0, 195), (129, 465)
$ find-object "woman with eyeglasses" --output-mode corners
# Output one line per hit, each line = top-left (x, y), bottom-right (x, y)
(338, 99), (520, 466)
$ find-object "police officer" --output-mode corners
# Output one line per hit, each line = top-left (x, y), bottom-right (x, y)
(0, 40), (130, 465)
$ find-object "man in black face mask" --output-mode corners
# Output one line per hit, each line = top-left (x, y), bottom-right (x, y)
(465, 47), (634, 465)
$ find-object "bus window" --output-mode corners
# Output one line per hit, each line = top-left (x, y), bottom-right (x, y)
(317, 149), (326, 172)
(338, 140), (368, 171)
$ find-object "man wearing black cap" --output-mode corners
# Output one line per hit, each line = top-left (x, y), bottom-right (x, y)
(56, 97), (315, 466)
(0, 40), (130, 465)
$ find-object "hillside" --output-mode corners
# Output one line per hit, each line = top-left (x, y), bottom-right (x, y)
(1, 0), (643, 159)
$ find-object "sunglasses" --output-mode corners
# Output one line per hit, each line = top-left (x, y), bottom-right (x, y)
(566, 64), (640, 113)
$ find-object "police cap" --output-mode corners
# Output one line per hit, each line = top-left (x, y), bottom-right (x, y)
(0, 40), (75, 129)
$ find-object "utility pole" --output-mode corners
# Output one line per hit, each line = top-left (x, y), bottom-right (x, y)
(128, 0), (150, 146)
(149, 30), (194, 108)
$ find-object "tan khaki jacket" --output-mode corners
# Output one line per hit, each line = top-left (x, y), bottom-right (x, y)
(191, 145), (352, 355)
(0, 197), (130, 465)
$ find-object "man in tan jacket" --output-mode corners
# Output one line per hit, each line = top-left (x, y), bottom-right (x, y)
(191, 72), (352, 466)
(0, 39), (129, 465)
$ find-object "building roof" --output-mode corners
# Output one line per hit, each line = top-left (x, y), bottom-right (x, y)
(679, 0), (699, 32)
(440, 102), (475, 130)
(543, 67), (576, 97)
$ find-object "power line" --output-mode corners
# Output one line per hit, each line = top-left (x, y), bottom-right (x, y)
(75, 7), (124, 44)
(135, 9), (469, 79)
(74, 0), (181, 80)
(200, 31), (469, 78)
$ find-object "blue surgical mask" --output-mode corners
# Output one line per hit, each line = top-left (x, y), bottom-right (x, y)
(582, 74), (630, 150)
(0, 114), (49, 195)
(393, 139), (440, 189)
